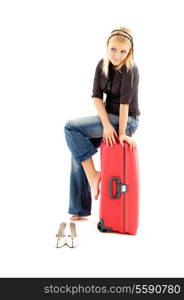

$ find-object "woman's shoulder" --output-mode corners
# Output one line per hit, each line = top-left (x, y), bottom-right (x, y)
(125, 63), (139, 80)
(133, 63), (139, 74)
(96, 58), (104, 68)
(132, 63), (139, 81)
(119, 63), (139, 87)
(94, 58), (104, 76)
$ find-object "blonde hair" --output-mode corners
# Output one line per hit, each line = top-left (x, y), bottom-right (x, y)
(102, 26), (134, 78)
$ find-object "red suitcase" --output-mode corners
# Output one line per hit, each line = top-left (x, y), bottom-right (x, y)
(98, 139), (140, 235)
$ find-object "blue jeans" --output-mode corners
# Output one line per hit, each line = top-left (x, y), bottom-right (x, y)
(64, 113), (139, 216)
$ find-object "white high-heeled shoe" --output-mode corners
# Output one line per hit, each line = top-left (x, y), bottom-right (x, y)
(56, 222), (67, 248)
(67, 222), (78, 248)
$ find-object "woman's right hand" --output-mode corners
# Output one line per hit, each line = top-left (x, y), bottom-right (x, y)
(103, 123), (119, 147)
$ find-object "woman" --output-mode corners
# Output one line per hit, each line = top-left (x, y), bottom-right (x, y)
(64, 26), (140, 221)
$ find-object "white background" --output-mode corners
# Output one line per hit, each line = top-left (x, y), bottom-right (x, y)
(0, 0), (184, 277)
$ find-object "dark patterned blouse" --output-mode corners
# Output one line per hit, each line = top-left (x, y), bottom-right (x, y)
(91, 59), (140, 116)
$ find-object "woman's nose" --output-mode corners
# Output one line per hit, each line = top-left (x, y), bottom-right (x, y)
(114, 52), (122, 59)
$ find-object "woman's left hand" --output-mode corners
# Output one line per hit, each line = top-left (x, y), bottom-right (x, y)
(119, 133), (137, 151)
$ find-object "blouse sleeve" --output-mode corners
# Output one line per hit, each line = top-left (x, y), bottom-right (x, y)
(91, 59), (104, 100)
(120, 65), (139, 105)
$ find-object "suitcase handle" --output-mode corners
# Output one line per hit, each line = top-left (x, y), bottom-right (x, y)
(109, 177), (128, 199)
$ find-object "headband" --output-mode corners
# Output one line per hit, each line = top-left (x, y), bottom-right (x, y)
(107, 29), (134, 52)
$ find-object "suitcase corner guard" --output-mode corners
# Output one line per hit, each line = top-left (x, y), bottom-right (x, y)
(97, 218), (113, 233)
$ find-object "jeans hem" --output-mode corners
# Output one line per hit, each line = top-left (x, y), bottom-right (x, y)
(76, 148), (98, 163)
(68, 211), (91, 217)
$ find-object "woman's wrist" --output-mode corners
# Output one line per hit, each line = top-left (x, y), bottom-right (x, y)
(119, 130), (126, 135)
(103, 121), (111, 128)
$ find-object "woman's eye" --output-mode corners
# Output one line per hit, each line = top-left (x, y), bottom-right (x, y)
(110, 48), (126, 54)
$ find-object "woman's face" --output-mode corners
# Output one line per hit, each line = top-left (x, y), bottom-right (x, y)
(107, 38), (131, 67)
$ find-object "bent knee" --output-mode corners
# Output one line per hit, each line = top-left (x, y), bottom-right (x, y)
(64, 118), (82, 131)
(64, 119), (78, 131)
(64, 120), (71, 130)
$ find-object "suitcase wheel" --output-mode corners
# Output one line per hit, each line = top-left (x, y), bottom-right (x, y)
(97, 221), (107, 232)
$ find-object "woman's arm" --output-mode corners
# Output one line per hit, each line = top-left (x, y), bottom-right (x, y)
(93, 97), (111, 127)
(119, 104), (129, 135)
(119, 103), (136, 151)
(93, 97), (118, 146)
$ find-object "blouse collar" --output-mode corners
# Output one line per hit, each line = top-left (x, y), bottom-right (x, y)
(109, 61), (126, 74)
